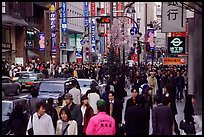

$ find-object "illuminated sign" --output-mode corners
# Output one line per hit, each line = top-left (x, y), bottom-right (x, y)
(38, 33), (45, 51)
(50, 2), (56, 55)
(84, 2), (89, 28)
(163, 57), (187, 65)
(61, 2), (67, 33)
(91, 19), (95, 52)
(168, 37), (185, 54)
(147, 28), (155, 50)
(91, 2), (95, 16)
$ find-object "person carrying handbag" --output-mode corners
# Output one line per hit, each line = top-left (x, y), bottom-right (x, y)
(56, 107), (78, 135)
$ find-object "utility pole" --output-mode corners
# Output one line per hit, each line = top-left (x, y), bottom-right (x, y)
(144, 3), (148, 66)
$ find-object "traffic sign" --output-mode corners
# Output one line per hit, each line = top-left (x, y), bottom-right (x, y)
(60, 43), (66, 49)
(130, 27), (138, 35)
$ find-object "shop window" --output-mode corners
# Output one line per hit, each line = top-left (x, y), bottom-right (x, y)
(2, 2), (6, 13)
(2, 26), (11, 43)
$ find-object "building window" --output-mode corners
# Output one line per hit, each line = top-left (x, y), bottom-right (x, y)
(2, 25), (11, 43)
(2, 2), (6, 13)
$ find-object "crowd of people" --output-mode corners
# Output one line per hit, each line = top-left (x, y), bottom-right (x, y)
(4, 60), (202, 135)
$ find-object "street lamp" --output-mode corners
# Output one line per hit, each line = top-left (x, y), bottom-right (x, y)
(122, 3), (136, 66)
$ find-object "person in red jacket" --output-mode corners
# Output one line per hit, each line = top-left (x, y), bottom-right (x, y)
(80, 95), (94, 135)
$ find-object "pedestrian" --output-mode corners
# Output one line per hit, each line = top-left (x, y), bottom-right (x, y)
(9, 104), (29, 135)
(62, 93), (83, 135)
(147, 72), (158, 96)
(165, 72), (180, 135)
(80, 95), (94, 135)
(101, 84), (110, 103)
(56, 107), (78, 135)
(45, 98), (59, 130)
(176, 71), (185, 102)
(86, 83), (101, 115)
(182, 94), (196, 135)
(105, 91), (123, 135)
(132, 72), (143, 92)
(28, 86), (42, 115)
(26, 101), (55, 135)
(152, 95), (174, 135)
(86, 99), (116, 135)
(68, 80), (81, 105)
(124, 95), (149, 135)
(124, 88), (138, 121)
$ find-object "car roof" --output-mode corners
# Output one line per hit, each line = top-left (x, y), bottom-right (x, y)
(2, 76), (10, 79)
(3, 97), (27, 102)
(76, 78), (96, 82)
(41, 79), (69, 83)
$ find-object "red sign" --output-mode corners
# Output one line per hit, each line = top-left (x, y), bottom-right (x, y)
(91, 2), (95, 16)
(163, 57), (187, 65)
(171, 22), (189, 37)
(131, 53), (138, 62)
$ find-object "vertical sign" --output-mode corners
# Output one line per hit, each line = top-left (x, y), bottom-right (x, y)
(100, 37), (105, 53)
(38, 32), (45, 51)
(147, 28), (155, 50)
(91, 2), (95, 52)
(162, 2), (186, 32)
(84, 2), (89, 29)
(61, 2), (67, 33)
(50, 2), (57, 55)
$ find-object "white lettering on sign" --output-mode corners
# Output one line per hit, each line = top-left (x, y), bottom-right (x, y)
(170, 38), (183, 46)
(170, 47), (183, 53)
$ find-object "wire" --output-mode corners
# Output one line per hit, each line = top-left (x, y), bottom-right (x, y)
(180, 2), (202, 14)
(194, 2), (202, 9)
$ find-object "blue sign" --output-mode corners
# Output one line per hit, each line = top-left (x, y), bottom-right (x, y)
(137, 18), (140, 29)
(80, 39), (85, 45)
(61, 2), (67, 33)
(100, 37), (105, 53)
(130, 27), (138, 35)
(84, 2), (89, 28)
(38, 33), (45, 51)
(91, 19), (95, 52)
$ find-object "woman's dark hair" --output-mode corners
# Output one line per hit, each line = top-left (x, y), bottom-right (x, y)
(136, 95), (145, 106)
(153, 95), (162, 104)
(105, 84), (110, 92)
(59, 107), (71, 121)
(184, 94), (195, 122)
(162, 96), (171, 106)
(131, 88), (139, 93)
(36, 101), (46, 112)
(30, 87), (39, 97)
(143, 87), (152, 95)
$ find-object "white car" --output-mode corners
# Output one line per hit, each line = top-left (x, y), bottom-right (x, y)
(76, 79), (100, 96)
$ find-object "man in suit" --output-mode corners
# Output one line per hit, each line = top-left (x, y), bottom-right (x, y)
(152, 95), (174, 135)
(124, 95), (149, 135)
(105, 91), (123, 135)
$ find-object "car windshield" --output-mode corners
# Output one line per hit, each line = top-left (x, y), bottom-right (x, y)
(14, 73), (28, 77)
(39, 82), (64, 93)
(2, 102), (12, 116)
(78, 80), (91, 87)
(19, 74), (37, 80)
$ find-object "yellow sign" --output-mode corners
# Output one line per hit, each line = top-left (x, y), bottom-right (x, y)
(49, 4), (55, 12)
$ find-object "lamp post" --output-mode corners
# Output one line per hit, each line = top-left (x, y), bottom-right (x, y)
(122, 3), (136, 66)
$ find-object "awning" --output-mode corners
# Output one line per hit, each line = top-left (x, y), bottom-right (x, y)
(27, 50), (39, 58)
(2, 14), (28, 26)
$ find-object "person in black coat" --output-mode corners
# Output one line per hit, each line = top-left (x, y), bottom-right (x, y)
(152, 95), (174, 135)
(183, 94), (196, 134)
(176, 71), (185, 101)
(124, 88), (138, 121)
(106, 91), (123, 135)
(9, 104), (29, 135)
(132, 73), (143, 92)
(124, 95), (149, 135)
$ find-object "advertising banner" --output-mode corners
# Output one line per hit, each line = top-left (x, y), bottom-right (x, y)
(50, 2), (57, 55)
(61, 2), (67, 33)
(38, 32), (45, 51)
(147, 28), (155, 50)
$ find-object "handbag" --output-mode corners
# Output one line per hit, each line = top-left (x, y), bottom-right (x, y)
(179, 120), (196, 134)
(27, 115), (34, 135)
(62, 123), (70, 135)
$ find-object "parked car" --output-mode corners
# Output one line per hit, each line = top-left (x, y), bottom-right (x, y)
(12, 71), (31, 81)
(2, 97), (29, 135)
(15, 73), (45, 90)
(28, 78), (70, 107)
(2, 76), (22, 99)
(76, 78), (100, 96)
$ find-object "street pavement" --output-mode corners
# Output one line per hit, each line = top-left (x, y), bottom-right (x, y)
(122, 87), (202, 135)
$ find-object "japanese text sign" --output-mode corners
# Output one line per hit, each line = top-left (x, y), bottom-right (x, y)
(168, 37), (185, 54)
(162, 2), (186, 32)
